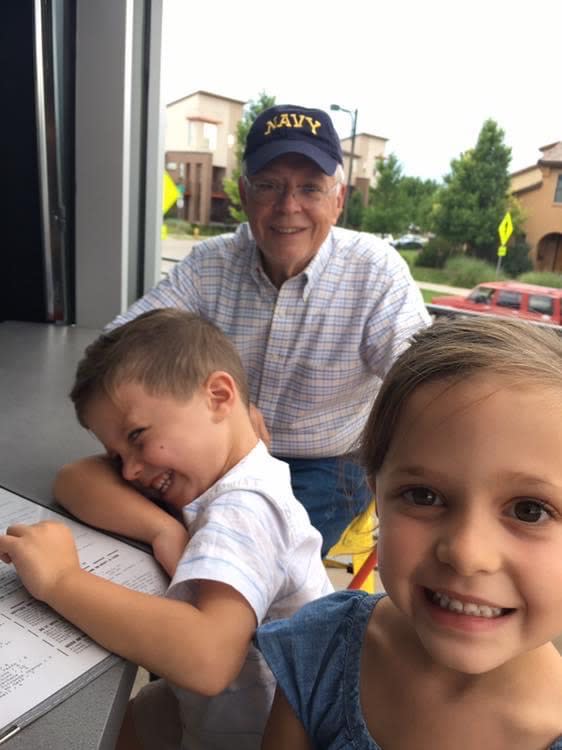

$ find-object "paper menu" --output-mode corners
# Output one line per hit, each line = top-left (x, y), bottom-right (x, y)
(0, 486), (169, 741)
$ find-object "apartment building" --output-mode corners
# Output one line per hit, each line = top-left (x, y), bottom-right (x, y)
(340, 132), (388, 205)
(164, 90), (245, 225)
(510, 141), (562, 271)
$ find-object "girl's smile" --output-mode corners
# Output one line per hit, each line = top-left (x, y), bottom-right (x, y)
(418, 586), (516, 633)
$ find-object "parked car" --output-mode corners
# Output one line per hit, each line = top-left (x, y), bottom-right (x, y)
(373, 233), (395, 244)
(431, 281), (562, 327)
(392, 234), (428, 249)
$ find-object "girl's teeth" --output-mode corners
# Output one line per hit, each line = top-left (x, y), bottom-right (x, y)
(431, 591), (503, 618)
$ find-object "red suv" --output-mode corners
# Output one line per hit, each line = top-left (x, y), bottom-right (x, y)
(432, 281), (562, 327)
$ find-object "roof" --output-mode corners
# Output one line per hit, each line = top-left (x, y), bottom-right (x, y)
(510, 164), (540, 178)
(167, 90), (246, 107)
(477, 281), (562, 297)
(510, 141), (562, 177)
(340, 131), (389, 142)
(539, 141), (562, 166)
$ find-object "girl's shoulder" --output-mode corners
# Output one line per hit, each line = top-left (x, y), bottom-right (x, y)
(257, 589), (383, 648)
(255, 591), (384, 701)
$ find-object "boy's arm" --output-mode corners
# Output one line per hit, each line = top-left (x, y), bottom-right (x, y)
(261, 687), (313, 750)
(0, 521), (256, 696)
(54, 456), (188, 576)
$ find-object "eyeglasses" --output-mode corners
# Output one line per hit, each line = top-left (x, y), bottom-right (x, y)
(243, 177), (340, 206)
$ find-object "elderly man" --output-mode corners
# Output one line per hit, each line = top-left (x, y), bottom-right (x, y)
(55, 104), (430, 556)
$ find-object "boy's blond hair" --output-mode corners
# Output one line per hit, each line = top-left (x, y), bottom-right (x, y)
(71, 309), (250, 426)
(361, 316), (562, 480)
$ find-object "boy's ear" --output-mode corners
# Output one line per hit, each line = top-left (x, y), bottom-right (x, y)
(204, 371), (236, 420)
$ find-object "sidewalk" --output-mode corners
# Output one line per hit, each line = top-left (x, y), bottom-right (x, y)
(416, 281), (471, 295)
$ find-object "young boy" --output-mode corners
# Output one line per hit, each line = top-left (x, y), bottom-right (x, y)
(0, 309), (332, 750)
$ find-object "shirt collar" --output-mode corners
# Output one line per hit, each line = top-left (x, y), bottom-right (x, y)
(301, 229), (335, 298)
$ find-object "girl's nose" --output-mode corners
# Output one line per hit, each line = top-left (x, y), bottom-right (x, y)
(435, 514), (502, 577)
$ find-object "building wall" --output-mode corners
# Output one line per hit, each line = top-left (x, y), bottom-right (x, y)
(511, 165), (542, 193)
(512, 165), (562, 269)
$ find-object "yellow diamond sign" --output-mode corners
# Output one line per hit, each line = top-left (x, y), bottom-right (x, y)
(498, 212), (513, 246)
(162, 171), (180, 215)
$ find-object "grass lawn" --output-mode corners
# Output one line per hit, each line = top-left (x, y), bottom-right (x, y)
(398, 250), (450, 285)
(420, 288), (437, 303)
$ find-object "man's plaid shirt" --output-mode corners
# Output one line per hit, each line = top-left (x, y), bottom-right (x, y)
(110, 224), (430, 457)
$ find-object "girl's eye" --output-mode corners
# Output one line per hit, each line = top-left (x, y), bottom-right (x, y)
(402, 487), (443, 506)
(510, 498), (551, 524)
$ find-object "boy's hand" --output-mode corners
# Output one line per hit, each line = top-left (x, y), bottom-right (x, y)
(0, 521), (80, 602)
(151, 521), (189, 577)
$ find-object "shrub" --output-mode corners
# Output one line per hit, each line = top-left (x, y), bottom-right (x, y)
(444, 256), (508, 288)
(164, 218), (192, 235)
(517, 271), (562, 289)
(415, 237), (459, 269)
(501, 238), (533, 277)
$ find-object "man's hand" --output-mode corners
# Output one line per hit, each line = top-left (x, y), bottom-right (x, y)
(0, 521), (80, 602)
(151, 521), (189, 577)
(249, 403), (271, 448)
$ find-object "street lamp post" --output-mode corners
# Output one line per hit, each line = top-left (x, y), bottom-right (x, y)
(330, 103), (358, 228)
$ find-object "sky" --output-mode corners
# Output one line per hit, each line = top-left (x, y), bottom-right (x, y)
(161, 0), (562, 182)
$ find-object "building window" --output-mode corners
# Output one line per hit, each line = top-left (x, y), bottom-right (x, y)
(554, 174), (562, 203)
(203, 123), (217, 151)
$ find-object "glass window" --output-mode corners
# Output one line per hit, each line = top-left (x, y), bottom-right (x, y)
(528, 294), (553, 315)
(468, 286), (494, 304)
(203, 123), (217, 151)
(496, 290), (521, 309)
(555, 175), (562, 204)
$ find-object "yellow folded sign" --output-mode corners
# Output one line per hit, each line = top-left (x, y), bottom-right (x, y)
(163, 172), (180, 215)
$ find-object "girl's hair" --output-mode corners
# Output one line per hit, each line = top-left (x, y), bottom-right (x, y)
(71, 309), (250, 426)
(360, 316), (562, 479)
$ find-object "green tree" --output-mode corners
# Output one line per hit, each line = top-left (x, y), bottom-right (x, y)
(433, 119), (513, 262)
(400, 176), (440, 232)
(362, 154), (408, 235)
(346, 189), (365, 229)
(223, 91), (276, 222)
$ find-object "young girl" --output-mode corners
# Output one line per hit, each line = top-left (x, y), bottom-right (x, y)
(256, 316), (562, 750)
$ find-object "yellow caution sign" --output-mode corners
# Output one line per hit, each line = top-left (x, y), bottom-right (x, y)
(162, 171), (180, 215)
(497, 212), (513, 256)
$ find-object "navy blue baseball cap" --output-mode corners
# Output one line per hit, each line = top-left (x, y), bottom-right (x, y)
(243, 105), (344, 176)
